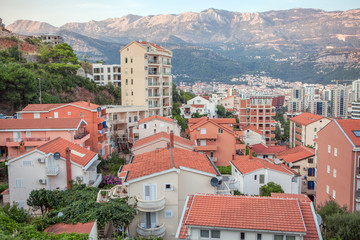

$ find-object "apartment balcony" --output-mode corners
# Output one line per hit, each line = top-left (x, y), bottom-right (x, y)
(148, 59), (160, 64)
(136, 196), (166, 212)
(148, 93), (161, 98)
(136, 224), (166, 238)
(148, 82), (160, 86)
(96, 185), (128, 203)
(148, 70), (159, 76)
(6, 137), (50, 147)
(162, 82), (170, 86)
(46, 166), (59, 176)
(74, 131), (90, 145)
(110, 119), (127, 124)
(162, 72), (171, 76)
(162, 60), (171, 65)
(162, 92), (170, 97)
(149, 104), (161, 108)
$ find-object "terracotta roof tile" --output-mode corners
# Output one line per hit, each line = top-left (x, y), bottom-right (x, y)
(251, 143), (287, 155)
(178, 194), (307, 239)
(271, 193), (312, 202)
(188, 117), (207, 125)
(0, 118), (85, 130)
(231, 155), (299, 175)
(138, 115), (175, 124)
(276, 146), (315, 163)
(221, 95), (234, 101)
(21, 101), (100, 112)
(195, 133), (217, 139)
(120, 147), (218, 181)
(195, 145), (218, 151)
(335, 119), (360, 147)
(35, 138), (97, 167)
(1, 188), (9, 195)
(190, 104), (204, 108)
(212, 118), (236, 124)
(44, 222), (95, 235)
(290, 112), (325, 126)
(133, 132), (194, 149)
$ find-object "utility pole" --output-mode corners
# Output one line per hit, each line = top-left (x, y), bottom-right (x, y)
(38, 78), (42, 104)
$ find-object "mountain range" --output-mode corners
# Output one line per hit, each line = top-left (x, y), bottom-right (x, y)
(6, 8), (360, 83)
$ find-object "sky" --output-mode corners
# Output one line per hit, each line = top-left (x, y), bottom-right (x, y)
(1, 0), (359, 27)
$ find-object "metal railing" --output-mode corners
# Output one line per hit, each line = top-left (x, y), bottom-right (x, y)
(148, 60), (159, 64)
(162, 82), (170, 86)
(74, 131), (89, 140)
(136, 223), (166, 238)
(136, 196), (166, 212)
(148, 82), (160, 86)
(6, 137), (50, 142)
(46, 166), (59, 176)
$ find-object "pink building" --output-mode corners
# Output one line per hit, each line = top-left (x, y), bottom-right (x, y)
(316, 119), (360, 212)
(0, 118), (88, 158)
(188, 117), (239, 166)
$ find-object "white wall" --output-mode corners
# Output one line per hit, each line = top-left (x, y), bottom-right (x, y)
(139, 119), (181, 139)
(243, 130), (265, 145)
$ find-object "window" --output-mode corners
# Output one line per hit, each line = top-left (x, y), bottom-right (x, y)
(326, 185), (329, 194)
(15, 179), (24, 188)
(164, 183), (173, 191)
(308, 158), (313, 163)
(333, 169), (336, 178)
(200, 140), (206, 146)
(257, 233), (262, 240)
(275, 235), (284, 240)
(211, 230), (220, 238)
(308, 181), (315, 190)
(34, 113), (40, 119)
(26, 131), (31, 137)
(16, 201), (25, 209)
(308, 168), (315, 176)
(131, 90), (134, 96)
(113, 114), (117, 120)
(314, 128), (317, 132)
(54, 112), (58, 118)
(131, 68), (133, 74)
(200, 128), (206, 134)
(164, 210), (173, 218)
(333, 190), (336, 199)
(259, 174), (265, 184)
(240, 232), (245, 240)
(286, 237), (295, 240)
(200, 230), (209, 238)
(131, 58), (133, 63)
(108, 75), (111, 80)
(67, 112), (71, 116)
(22, 160), (32, 167)
(128, 117), (131, 123)
(125, 57), (128, 63)
(328, 145), (331, 153)
(131, 79), (133, 85)
(125, 68), (128, 74)
(126, 90), (128, 96)
(334, 148), (337, 156)
(134, 116), (138, 122)
(254, 175), (257, 180)
(143, 124), (147, 129)
(126, 79), (128, 85)
(218, 128), (223, 134)
(353, 130), (360, 137)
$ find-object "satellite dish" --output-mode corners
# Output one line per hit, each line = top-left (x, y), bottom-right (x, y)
(97, 107), (101, 112)
(210, 177), (219, 187)
(274, 159), (280, 165)
(316, 214), (322, 226)
(289, 162), (293, 168)
(54, 152), (61, 160)
(57, 212), (64, 218)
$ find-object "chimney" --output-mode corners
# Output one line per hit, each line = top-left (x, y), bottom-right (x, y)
(87, 100), (90, 107)
(65, 147), (72, 189)
(170, 130), (174, 148)
(232, 154), (235, 160)
(248, 146), (253, 159)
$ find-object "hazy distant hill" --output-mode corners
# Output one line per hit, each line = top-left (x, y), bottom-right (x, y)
(7, 8), (360, 83)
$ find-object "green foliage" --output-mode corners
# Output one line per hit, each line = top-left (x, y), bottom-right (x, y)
(217, 166), (231, 175)
(317, 199), (347, 224)
(233, 190), (245, 196)
(27, 188), (58, 215)
(24, 37), (41, 45)
(260, 182), (284, 196)
(0, 183), (8, 193)
(273, 112), (290, 142)
(2, 203), (30, 224)
(216, 105), (226, 118)
(174, 115), (188, 131)
(192, 112), (207, 118)
(98, 153), (125, 175)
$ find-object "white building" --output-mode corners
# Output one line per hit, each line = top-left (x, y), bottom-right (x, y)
(6, 137), (101, 209)
(230, 151), (301, 195)
(242, 125), (266, 146)
(176, 193), (322, 240)
(93, 64), (121, 86)
(352, 79), (360, 102)
(309, 100), (328, 116)
(138, 115), (181, 139)
(180, 96), (217, 119)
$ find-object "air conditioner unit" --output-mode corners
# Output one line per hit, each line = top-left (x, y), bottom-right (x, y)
(144, 55), (148, 59)
(97, 130), (102, 134)
(39, 179), (47, 184)
(303, 181), (307, 185)
(303, 167), (308, 171)
(145, 66), (148, 70)
(37, 158), (45, 163)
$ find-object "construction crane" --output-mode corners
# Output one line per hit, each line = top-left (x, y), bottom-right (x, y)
(331, 80), (354, 86)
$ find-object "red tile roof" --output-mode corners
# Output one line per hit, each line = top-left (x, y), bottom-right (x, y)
(290, 112), (325, 126)
(138, 115), (175, 124)
(177, 194), (307, 239)
(0, 118), (85, 130)
(231, 155), (299, 175)
(21, 101), (100, 112)
(221, 95), (234, 101)
(195, 133), (217, 139)
(276, 146), (315, 163)
(271, 193), (320, 240)
(195, 145), (218, 151)
(188, 117), (207, 125)
(191, 104), (204, 108)
(188, 118), (235, 136)
(1, 188), (9, 195)
(212, 118), (236, 124)
(200, 95), (210, 100)
(242, 125), (263, 135)
(132, 132), (194, 149)
(335, 119), (360, 147)
(251, 143), (287, 155)
(44, 222), (95, 235)
(119, 147), (218, 181)
(136, 41), (168, 52)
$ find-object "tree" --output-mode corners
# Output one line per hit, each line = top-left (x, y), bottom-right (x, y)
(27, 189), (58, 215)
(216, 105), (226, 117)
(260, 182), (284, 196)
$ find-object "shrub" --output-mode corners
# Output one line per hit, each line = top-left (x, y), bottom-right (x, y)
(217, 166), (231, 175)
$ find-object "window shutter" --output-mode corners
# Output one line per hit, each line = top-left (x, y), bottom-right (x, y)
(16, 179), (24, 188)
(145, 185), (150, 199)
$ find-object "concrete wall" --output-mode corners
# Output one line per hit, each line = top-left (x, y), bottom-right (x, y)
(139, 119), (181, 139)
(243, 130), (265, 146)
(132, 139), (193, 155)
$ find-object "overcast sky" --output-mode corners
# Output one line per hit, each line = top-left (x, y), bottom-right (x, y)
(1, 0), (359, 27)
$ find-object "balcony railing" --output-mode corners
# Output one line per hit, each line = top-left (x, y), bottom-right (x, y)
(148, 82), (160, 86)
(148, 71), (159, 75)
(136, 224), (166, 238)
(149, 104), (161, 108)
(46, 166), (59, 176)
(136, 196), (165, 212)
(6, 137), (50, 142)
(162, 72), (171, 76)
(148, 60), (159, 64)
(74, 131), (89, 140)
(162, 82), (170, 86)
(163, 92), (170, 96)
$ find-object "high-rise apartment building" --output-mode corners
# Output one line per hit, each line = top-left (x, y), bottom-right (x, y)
(351, 102), (360, 119)
(287, 99), (303, 113)
(352, 79), (360, 102)
(331, 86), (349, 118)
(238, 98), (276, 145)
(92, 64), (121, 86)
(291, 86), (305, 100)
(120, 41), (172, 117)
(309, 100), (328, 116)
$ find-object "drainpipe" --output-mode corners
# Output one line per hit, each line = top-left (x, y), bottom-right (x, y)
(66, 147), (72, 189)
